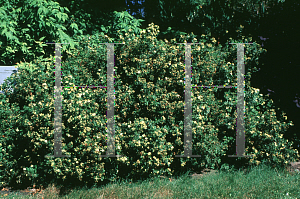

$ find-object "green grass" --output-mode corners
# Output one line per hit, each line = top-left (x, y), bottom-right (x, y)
(1, 162), (300, 198)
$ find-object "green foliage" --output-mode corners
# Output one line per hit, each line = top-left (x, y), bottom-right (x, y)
(100, 11), (145, 41)
(0, 0), (84, 66)
(0, 22), (299, 191)
(0, 0), (146, 70)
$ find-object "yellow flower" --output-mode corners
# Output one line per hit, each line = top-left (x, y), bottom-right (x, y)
(265, 133), (271, 138)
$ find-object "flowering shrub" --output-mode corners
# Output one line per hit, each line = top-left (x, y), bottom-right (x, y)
(0, 23), (299, 190)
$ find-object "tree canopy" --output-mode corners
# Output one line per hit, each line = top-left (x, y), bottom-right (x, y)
(124, 0), (287, 46)
(0, 0), (288, 67)
(0, 0), (144, 67)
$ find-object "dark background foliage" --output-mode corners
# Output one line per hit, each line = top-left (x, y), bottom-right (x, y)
(248, 1), (300, 151)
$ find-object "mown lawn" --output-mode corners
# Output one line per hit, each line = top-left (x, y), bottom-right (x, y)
(1, 161), (300, 198)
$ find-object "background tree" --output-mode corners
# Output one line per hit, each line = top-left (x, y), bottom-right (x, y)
(0, 0), (84, 66)
(53, 0), (129, 36)
(0, 0), (145, 67)
(124, 0), (286, 46)
(249, 0), (300, 151)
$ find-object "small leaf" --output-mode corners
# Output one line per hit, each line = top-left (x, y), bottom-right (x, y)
(119, 12), (125, 19)
(70, 23), (78, 30)
(55, 13), (61, 21)
(38, 7), (43, 15)
(21, 45), (27, 53)
(1, 27), (7, 35)
(64, 7), (70, 13)
(61, 13), (68, 22)
(21, 28), (29, 33)
(43, 7), (47, 15)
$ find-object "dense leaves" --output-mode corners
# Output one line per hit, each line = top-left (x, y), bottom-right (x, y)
(0, 23), (298, 190)
(0, 0), (85, 66)
(0, 0), (144, 68)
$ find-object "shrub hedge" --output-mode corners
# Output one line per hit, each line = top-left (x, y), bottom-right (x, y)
(0, 23), (298, 190)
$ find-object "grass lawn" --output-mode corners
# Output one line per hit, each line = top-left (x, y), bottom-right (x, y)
(1, 161), (300, 198)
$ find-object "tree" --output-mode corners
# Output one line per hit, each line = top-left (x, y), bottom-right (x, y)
(0, 0), (146, 69)
(53, 0), (145, 44)
(53, 0), (129, 36)
(248, 0), (300, 150)
(0, 0), (85, 66)
(124, 0), (286, 46)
